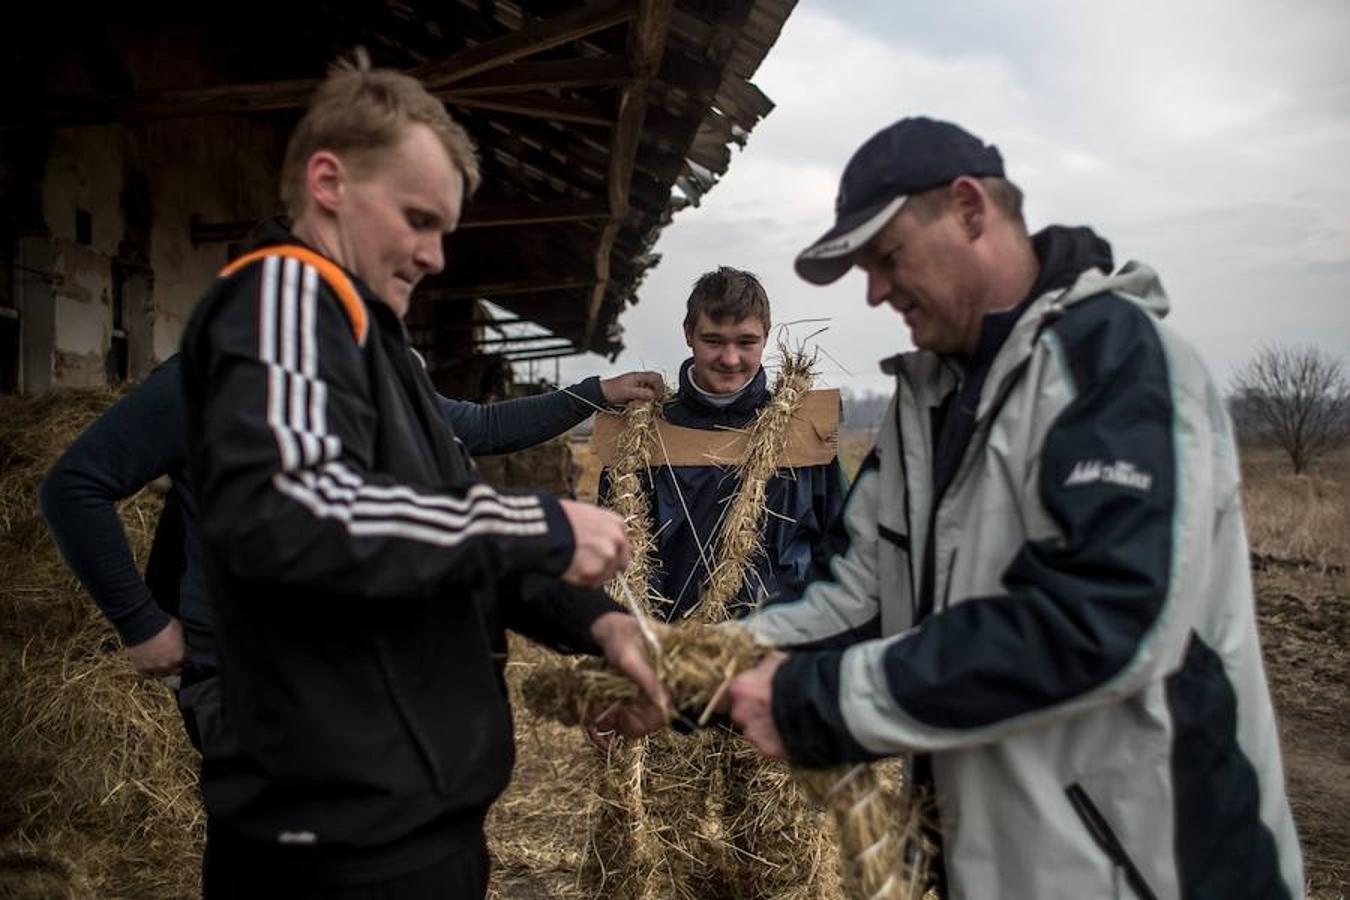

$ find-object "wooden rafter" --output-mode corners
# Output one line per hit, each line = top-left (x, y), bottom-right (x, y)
(447, 57), (629, 96)
(459, 198), (610, 229)
(503, 346), (582, 362)
(418, 276), (593, 301)
(189, 198), (610, 246)
(31, 2), (635, 127)
(450, 92), (613, 127)
(413, 0), (634, 88)
(473, 332), (569, 346)
(584, 0), (676, 347)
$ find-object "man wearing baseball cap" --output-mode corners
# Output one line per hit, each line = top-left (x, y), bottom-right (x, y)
(721, 117), (1303, 898)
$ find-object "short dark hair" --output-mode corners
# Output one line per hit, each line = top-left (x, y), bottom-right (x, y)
(908, 176), (1025, 230)
(683, 267), (771, 333)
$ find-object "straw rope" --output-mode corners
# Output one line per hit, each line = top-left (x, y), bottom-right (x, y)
(693, 346), (817, 624)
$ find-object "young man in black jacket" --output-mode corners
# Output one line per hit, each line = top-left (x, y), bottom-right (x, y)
(41, 356), (662, 692)
(176, 54), (664, 898)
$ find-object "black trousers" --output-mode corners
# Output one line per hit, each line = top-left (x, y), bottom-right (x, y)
(202, 820), (491, 900)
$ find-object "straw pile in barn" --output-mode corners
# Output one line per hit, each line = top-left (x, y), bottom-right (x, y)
(0, 390), (201, 900)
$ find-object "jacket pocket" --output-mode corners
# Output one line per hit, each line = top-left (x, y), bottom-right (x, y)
(877, 523), (909, 552)
(177, 674), (238, 764)
(373, 643), (448, 793)
(1065, 783), (1158, 900)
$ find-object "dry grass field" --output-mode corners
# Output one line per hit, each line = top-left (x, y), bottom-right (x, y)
(0, 395), (1345, 898)
(1239, 446), (1350, 897)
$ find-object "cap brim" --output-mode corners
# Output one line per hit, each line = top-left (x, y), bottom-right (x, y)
(794, 195), (908, 285)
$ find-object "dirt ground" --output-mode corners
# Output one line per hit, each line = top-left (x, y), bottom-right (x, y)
(1252, 561), (1349, 896)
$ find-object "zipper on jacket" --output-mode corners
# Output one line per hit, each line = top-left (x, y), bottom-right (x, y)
(892, 377), (919, 620)
(1065, 784), (1157, 900)
(940, 549), (958, 612)
(374, 644), (449, 792)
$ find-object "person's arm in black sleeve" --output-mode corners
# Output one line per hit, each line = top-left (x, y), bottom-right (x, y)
(186, 257), (575, 601)
(40, 358), (185, 648)
(440, 370), (664, 456)
(502, 574), (623, 655)
(438, 377), (605, 455)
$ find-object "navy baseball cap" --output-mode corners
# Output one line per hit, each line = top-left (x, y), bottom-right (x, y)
(795, 117), (1005, 285)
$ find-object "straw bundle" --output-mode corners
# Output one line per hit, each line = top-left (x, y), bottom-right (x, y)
(686, 347), (844, 898)
(602, 392), (668, 618)
(521, 623), (932, 900)
(582, 391), (669, 896)
(694, 346), (816, 624)
(0, 390), (202, 900)
(565, 351), (873, 898)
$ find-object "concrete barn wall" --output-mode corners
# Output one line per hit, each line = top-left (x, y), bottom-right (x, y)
(33, 117), (283, 391)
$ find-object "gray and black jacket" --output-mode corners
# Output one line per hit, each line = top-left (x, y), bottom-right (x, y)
(748, 227), (1303, 899)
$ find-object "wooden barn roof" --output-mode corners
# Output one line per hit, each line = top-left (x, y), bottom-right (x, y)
(11, 0), (796, 365)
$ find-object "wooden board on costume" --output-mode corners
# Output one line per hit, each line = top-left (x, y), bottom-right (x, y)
(590, 388), (840, 469)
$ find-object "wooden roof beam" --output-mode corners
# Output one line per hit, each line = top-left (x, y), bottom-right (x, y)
(31, 7), (636, 127)
(190, 198), (611, 245)
(418, 277), (594, 302)
(472, 332), (570, 346)
(447, 57), (630, 96)
(503, 346), (583, 362)
(449, 92), (613, 127)
(584, 0), (676, 347)
(459, 198), (610, 229)
(413, 0), (635, 89)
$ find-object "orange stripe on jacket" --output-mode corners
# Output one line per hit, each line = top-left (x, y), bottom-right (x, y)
(219, 246), (369, 347)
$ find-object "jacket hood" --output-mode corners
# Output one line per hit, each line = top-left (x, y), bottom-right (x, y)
(1057, 259), (1170, 319)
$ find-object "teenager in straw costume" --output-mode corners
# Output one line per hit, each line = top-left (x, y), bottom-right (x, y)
(587, 268), (848, 899)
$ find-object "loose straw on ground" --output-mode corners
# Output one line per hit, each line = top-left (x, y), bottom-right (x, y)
(0, 391), (202, 900)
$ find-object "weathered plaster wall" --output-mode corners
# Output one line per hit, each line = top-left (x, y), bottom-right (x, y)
(41, 127), (123, 387)
(33, 117), (283, 390)
(142, 118), (283, 363)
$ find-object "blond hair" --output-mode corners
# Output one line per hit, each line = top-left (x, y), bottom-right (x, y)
(280, 49), (481, 217)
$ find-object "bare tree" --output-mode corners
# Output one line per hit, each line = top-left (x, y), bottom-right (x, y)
(1230, 344), (1350, 473)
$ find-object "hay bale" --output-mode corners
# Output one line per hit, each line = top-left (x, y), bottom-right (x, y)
(474, 436), (575, 495)
(0, 390), (201, 900)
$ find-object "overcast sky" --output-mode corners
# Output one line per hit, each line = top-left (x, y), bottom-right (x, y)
(536, 0), (1350, 397)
